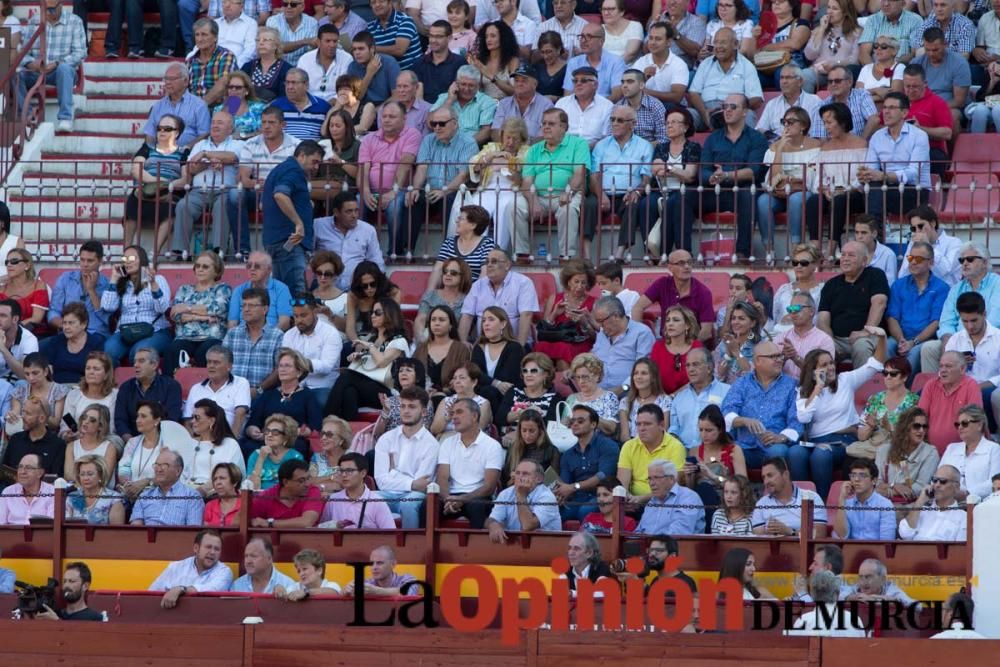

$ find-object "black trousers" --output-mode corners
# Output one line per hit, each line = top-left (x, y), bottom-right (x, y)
(324, 369), (388, 420)
(805, 190), (864, 246)
(162, 337), (221, 376)
(441, 498), (493, 529)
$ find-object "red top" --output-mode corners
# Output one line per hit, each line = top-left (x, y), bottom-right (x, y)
(650, 339), (704, 395)
(917, 375), (983, 454)
(698, 443), (736, 476)
(203, 496), (243, 527)
(581, 512), (638, 535)
(0, 281), (50, 336)
(249, 485), (324, 523)
(907, 91), (952, 153)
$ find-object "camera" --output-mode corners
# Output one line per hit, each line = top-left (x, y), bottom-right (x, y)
(14, 579), (58, 618)
(610, 559), (628, 573)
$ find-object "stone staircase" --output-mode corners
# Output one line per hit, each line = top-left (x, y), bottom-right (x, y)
(6, 58), (175, 260)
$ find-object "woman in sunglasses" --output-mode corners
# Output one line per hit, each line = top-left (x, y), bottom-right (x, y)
(310, 415), (350, 494)
(875, 407), (939, 504)
(856, 35), (903, 104)
(163, 250), (231, 375)
(344, 261), (400, 346)
(772, 243), (824, 334)
(651, 305), (703, 394)
(853, 356), (918, 458)
(789, 325), (887, 500)
(0, 248), (49, 335)
(310, 250), (347, 331)
(713, 301), (764, 385)
(617, 358), (672, 442)
(494, 351), (558, 438)
(214, 70), (266, 139)
(939, 404), (1000, 500)
(63, 404), (117, 485)
(247, 414), (305, 491)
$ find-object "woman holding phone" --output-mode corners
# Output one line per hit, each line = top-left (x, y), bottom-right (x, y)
(100, 245), (172, 366)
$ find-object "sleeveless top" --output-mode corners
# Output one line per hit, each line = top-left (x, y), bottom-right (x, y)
(698, 443), (736, 477)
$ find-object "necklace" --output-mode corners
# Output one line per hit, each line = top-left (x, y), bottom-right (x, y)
(280, 386), (301, 402)
(136, 439), (160, 480)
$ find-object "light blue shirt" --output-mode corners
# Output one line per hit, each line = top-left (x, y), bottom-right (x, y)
(669, 379), (731, 448)
(689, 54), (763, 105)
(488, 484), (562, 532)
(563, 51), (627, 99)
(228, 277), (294, 326)
(636, 485), (705, 535)
(265, 13), (318, 66)
(48, 270), (112, 335)
(865, 123), (931, 190)
(0, 567), (13, 594)
(416, 130), (480, 191)
(591, 318), (655, 391)
(591, 133), (653, 191)
(751, 486), (828, 532)
(230, 566), (297, 593)
(131, 480), (205, 526)
(142, 92), (211, 147)
(938, 272), (1000, 336)
(843, 491), (897, 540)
(314, 219), (385, 291)
(149, 555), (234, 592)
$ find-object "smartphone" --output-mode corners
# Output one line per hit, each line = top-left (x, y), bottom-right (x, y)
(817, 370), (827, 385)
(62, 413), (79, 432)
(927, 487), (935, 499)
(117, 264), (127, 278)
(686, 456), (698, 465)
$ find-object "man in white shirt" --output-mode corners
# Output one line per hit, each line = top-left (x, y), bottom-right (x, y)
(898, 464), (968, 541)
(784, 570), (869, 637)
(755, 64), (821, 139)
(493, 0), (536, 59)
(898, 204), (963, 285)
(171, 111), (244, 258)
(475, 0), (541, 27)
(594, 262), (639, 315)
(0, 298), (38, 382)
(436, 398), (505, 528)
(282, 294), (343, 405)
(149, 530), (234, 608)
(554, 65), (612, 148)
(632, 21), (690, 107)
(215, 0), (258, 66)
(931, 592), (985, 639)
(297, 24), (353, 101)
(183, 345), (251, 435)
(374, 387), (440, 528)
(534, 0), (588, 56)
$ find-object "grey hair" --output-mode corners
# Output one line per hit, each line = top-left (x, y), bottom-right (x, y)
(397, 70), (420, 86)
(878, 35), (900, 50)
(430, 104), (459, 122)
(940, 350), (967, 367)
(575, 531), (603, 567)
(206, 344), (234, 364)
(960, 241), (990, 264)
(193, 17), (219, 36)
(162, 448), (185, 471)
(781, 64), (803, 80)
(790, 291), (816, 308)
(456, 65), (481, 82)
(957, 404), (989, 433)
(166, 62), (189, 82)
(517, 459), (544, 476)
(861, 558), (887, 579)
(843, 240), (869, 262)
(688, 346), (713, 367)
(910, 241), (934, 258)
(457, 397), (481, 418)
(648, 459), (677, 477)
(135, 346), (160, 365)
(594, 296), (625, 317)
(287, 67), (309, 84)
(809, 570), (841, 604)
(828, 64), (855, 84)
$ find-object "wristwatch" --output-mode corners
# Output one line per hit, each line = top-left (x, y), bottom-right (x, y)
(574, 483), (581, 491)
(267, 518), (275, 528)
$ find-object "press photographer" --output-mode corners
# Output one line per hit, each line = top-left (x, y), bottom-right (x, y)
(32, 562), (104, 621)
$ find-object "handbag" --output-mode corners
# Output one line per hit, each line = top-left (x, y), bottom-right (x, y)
(536, 320), (588, 344)
(119, 322), (154, 345)
(754, 50), (790, 74)
(547, 401), (576, 453)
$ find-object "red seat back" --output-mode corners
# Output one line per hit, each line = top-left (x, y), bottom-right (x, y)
(389, 269), (432, 306)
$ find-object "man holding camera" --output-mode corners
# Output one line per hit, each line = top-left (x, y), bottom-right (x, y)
(35, 562), (104, 621)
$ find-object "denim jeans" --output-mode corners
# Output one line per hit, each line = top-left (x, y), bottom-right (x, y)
(156, 0), (179, 51)
(742, 443), (791, 470)
(19, 64), (77, 121)
(178, 0), (200, 51)
(266, 241), (307, 296)
(756, 190), (809, 245)
(104, 0), (144, 54)
(104, 327), (173, 367)
(225, 188), (255, 255)
(788, 433), (849, 501)
(364, 190), (412, 258)
(559, 501), (598, 522)
(885, 337), (923, 377)
(379, 490), (427, 529)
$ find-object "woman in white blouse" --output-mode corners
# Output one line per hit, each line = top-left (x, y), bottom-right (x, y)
(789, 326), (887, 500)
(600, 0), (644, 63)
(856, 35), (903, 104)
(100, 245), (172, 367)
(940, 405), (1000, 500)
(702, 0), (757, 60)
(800, 0), (861, 93)
(188, 398), (246, 494)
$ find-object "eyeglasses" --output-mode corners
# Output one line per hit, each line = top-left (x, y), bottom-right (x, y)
(790, 259), (812, 267)
(193, 262), (213, 270)
(873, 43), (894, 50)
(522, 367), (542, 374)
(780, 118), (801, 126)
(720, 103), (741, 111)
(827, 78), (846, 84)
(17, 464), (41, 471)
(485, 258), (508, 265)
(372, 309), (384, 317)
(610, 117), (633, 123)
(4, 259), (23, 266)
(786, 304), (805, 314)
(669, 259), (693, 267)
(428, 120), (453, 128)
(442, 269), (461, 276)
(909, 223), (926, 232)
(906, 254), (929, 264)
(579, 34), (603, 40)
(339, 467), (360, 474)
(647, 547), (668, 554)
(45, 6), (58, 13)
(191, 414), (206, 421)
(361, 281), (377, 289)
(931, 476), (953, 485)
(314, 269), (336, 278)
(959, 256), (982, 264)
(911, 422), (928, 430)
(755, 353), (784, 360)
(265, 428), (286, 436)
(881, 369), (903, 378)
(954, 419), (980, 428)
(283, 1), (302, 5)
(882, 104), (903, 111)
(321, 430), (339, 439)
(156, 125), (178, 132)
(572, 374), (594, 382)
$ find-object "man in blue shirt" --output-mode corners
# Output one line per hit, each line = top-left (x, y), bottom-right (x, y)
(314, 192), (386, 291)
(261, 141), (324, 296)
(230, 538), (297, 593)
(227, 253), (294, 330)
(635, 460), (705, 535)
(697, 93), (769, 262)
(555, 404), (620, 520)
(0, 546), (14, 593)
(367, 0), (422, 70)
(589, 296), (654, 392)
(562, 23), (626, 100)
(886, 240), (949, 371)
(669, 348), (730, 448)
(47, 240), (111, 337)
(859, 91), (931, 224)
(130, 450), (204, 527)
(348, 32), (402, 105)
(833, 459), (897, 540)
(270, 69), (331, 139)
(721, 341), (801, 470)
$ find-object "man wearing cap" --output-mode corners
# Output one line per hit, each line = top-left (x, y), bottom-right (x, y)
(563, 24), (625, 101)
(491, 65), (553, 143)
(555, 65), (613, 148)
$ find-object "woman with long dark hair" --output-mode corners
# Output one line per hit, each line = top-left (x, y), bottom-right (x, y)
(719, 548), (775, 600)
(682, 405), (748, 527)
(413, 305), (472, 397)
(345, 261), (401, 344)
(874, 407), (939, 503)
(503, 411), (560, 487)
(468, 20), (520, 99)
(188, 398), (245, 493)
(100, 245), (172, 366)
(618, 358), (672, 442)
(472, 305), (525, 413)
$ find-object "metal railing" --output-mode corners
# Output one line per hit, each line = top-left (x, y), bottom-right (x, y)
(0, 1), (48, 187)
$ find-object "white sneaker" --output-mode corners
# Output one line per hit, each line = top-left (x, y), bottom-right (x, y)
(56, 119), (73, 132)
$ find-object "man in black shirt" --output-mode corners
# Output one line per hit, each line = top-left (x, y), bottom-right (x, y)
(817, 241), (890, 368)
(646, 535), (697, 593)
(37, 562), (105, 622)
(2, 397), (65, 478)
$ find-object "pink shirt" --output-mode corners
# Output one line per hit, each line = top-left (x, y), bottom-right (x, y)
(918, 376), (983, 455)
(0, 482), (55, 525)
(772, 326), (836, 380)
(319, 487), (396, 529)
(358, 126), (422, 192)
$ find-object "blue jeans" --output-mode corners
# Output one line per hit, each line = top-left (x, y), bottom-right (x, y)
(19, 64), (77, 121)
(266, 241), (307, 296)
(379, 490), (426, 529)
(788, 433), (849, 501)
(363, 191), (407, 258)
(225, 188), (254, 255)
(756, 191), (809, 245)
(104, 0), (144, 54)
(104, 328), (173, 367)
(178, 0), (200, 51)
(156, 0), (179, 52)
(742, 443), (791, 471)
(886, 338), (923, 376)
(967, 104), (1000, 134)
(560, 501), (598, 522)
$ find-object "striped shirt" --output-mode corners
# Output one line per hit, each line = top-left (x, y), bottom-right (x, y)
(266, 13), (319, 66)
(100, 275), (172, 330)
(436, 235), (496, 282)
(367, 10), (422, 70)
(223, 323), (284, 387)
(238, 132), (301, 181)
(269, 94), (331, 140)
(131, 480), (205, 526)
(209, 0), (271, 19)
(710, 508), (753, 536)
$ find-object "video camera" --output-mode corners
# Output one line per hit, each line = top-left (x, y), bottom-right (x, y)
(13, 579), (58, 618)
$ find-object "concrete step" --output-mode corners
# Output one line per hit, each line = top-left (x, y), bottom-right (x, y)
(13, 218), (125, 245)
(84, 77), (164, 97)
(83, 59), (175, 79)
(33, 155), (135, 177)
(82, 96), (159, 114)
(45, 134), (140, 155)
(72, 116), (147, 136)
(9, 197), (126, 219)
(11, 181), (133, 198)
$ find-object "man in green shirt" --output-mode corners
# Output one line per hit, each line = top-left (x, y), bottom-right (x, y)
(512, 108), (589, 259)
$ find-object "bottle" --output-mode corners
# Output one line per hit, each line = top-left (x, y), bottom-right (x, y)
(537, 243), (548, 260)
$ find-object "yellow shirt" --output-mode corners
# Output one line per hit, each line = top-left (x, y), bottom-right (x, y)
(617, 433), (686, 496)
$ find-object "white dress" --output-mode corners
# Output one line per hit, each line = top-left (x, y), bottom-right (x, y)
(449, 157), (524, 251)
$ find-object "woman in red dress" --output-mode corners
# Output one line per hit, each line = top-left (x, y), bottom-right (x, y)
(0, 248), (50, 337)
(650, 304), (703, 394)
(534, 259), (597, 370)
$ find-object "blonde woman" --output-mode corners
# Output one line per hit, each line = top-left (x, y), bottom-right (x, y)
(311, 415), (351, 493)
(241, 27), (291, 102)
(62, 352), (119, 446)
(0, 248), (49, 335)
(64, 404), (118, 484)
(565, 353), (619, 436)
(247, 414), (305, 490)
(66, 455), (126, 525)
(771, 243), (824, 334)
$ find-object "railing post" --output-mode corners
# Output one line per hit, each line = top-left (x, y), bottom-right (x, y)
(425, 483), (440, 590)
(52, 484), (66, 584)
(612, 485), (626, 561)
(799, 497), (813, 576)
